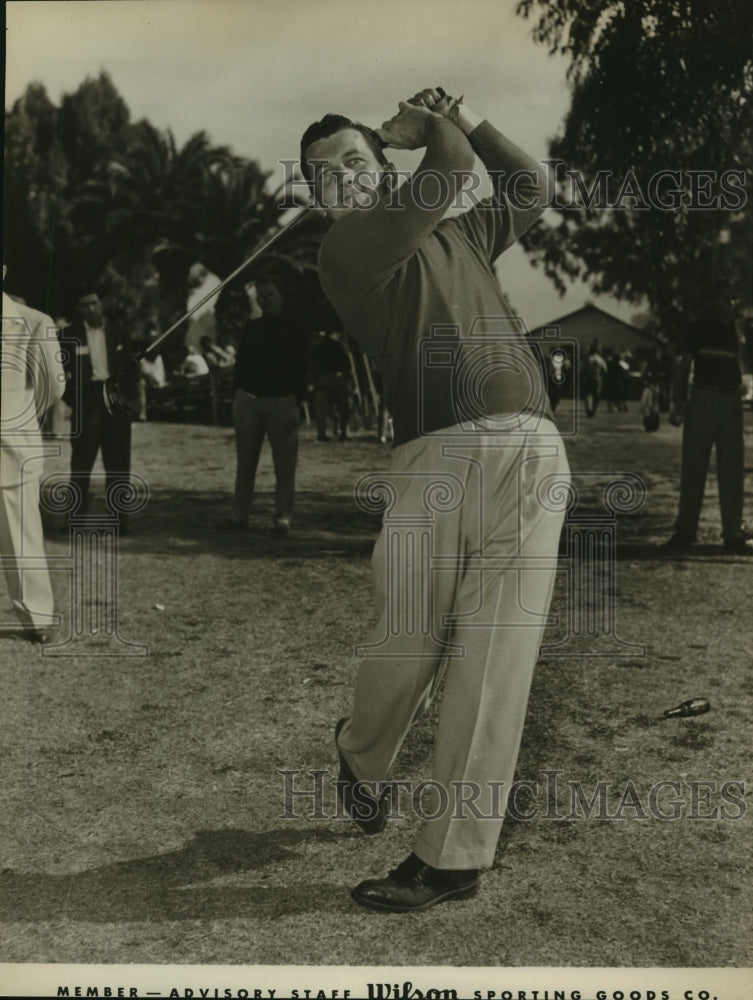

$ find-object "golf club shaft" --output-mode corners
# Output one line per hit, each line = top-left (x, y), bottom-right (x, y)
(102, 206), (311, 416)
(134, 207), (311, 369)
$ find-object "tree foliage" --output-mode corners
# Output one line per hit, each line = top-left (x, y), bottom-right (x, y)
(516, 0), (753, 341)
(3, 71), (323, 341)
(4, 82), (73, 311)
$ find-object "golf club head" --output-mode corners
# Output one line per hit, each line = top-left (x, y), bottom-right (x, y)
(102, 376), (128, 418)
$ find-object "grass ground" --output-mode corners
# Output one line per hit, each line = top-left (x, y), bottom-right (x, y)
(0, 401), (751, 968)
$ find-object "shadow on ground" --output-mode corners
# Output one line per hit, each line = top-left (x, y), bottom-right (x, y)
(0, 826), (352, 922)
(43, 489), (380, 561)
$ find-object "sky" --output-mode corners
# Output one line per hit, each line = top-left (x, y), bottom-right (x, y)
(5, 0), (639, 328)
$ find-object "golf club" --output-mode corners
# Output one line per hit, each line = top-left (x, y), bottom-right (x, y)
(102, 205), (311, 417)
(103, 90), (458, 417)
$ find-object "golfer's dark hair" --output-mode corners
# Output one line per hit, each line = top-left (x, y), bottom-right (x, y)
(299, 114), (387, 182)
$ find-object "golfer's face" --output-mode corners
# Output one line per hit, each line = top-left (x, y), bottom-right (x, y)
(306, 129), (383, 218)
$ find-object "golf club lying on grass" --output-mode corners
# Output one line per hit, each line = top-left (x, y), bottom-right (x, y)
(102, 206), (311, 417)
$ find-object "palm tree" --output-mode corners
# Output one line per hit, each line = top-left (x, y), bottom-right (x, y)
(101, 121), (235, 356)
(196, 157), (283, 279)
(108, 123), (228, 245)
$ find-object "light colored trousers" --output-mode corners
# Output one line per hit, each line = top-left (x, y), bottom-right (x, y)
(0, 479), (56, 629)
(231, 389), (299, 523)
(675, 385), (745, 543)
(338, 417), (569, 869)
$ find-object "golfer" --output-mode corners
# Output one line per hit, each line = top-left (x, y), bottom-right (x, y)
(300, 87), (569, 912)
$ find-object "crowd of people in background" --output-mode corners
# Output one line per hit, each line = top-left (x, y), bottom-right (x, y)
(42, 308), (749, 451)
(545, 337), (678, 426)
(43, 281), (379, 441)
(38, 289), (751, 446)
(3, 262), (751, 649)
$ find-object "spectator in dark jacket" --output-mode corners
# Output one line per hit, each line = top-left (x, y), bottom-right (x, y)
(61, 285), (140, 532)
(223, 273), (309, 535)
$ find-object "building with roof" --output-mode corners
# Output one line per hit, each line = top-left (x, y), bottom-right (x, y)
(530, 303), (663, 358)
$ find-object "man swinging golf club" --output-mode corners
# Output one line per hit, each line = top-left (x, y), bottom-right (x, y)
(300, 87), (570, 912)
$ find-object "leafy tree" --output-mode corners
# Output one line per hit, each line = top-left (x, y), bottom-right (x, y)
(105, 122), (231, 253)
(515, 0), (753, 342)
(3, 73), (135, 317)
(4, 70), (328, 354)
(196, 158), (282, 280)
(3, 83), (70, 312)
(59, 71), (130, 189)
(99, 121), (237, 357)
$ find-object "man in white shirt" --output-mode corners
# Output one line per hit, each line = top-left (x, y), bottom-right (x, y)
(62, 286), (139, 533)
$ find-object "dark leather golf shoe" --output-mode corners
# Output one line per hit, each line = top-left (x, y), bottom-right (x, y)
(351, 853), (479, 913)
(335, 718), (390, 835)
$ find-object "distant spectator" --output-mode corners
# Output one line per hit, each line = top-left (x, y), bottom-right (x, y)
(179, 343), (209, 378)
(140, 353), (167, 389)
(616, 351), (631, 411)
(200, 334), (235, 369)
(370, 365), (393, 444)
(223, 272), (309, 536)
(581, 340), (607, 418)
(639, 354), (661, 432)
(61, 284), (140, 532)
(312, 330), (351, 441)
(136, 320), (167, 420)
(603, 348), (623, 413)
(663, 279), (751, 553)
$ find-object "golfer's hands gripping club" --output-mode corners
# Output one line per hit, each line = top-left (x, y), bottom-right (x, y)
(377, 86), (458, 149)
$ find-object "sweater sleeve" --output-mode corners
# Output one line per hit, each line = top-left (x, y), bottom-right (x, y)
(454, 120), (551, 262)
(320, 117), (476, 296)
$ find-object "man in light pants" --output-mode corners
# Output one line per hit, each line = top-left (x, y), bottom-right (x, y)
(226, 274), (309, 536)
(300, 86), (569, 911)
(1, 272), (66, 643)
